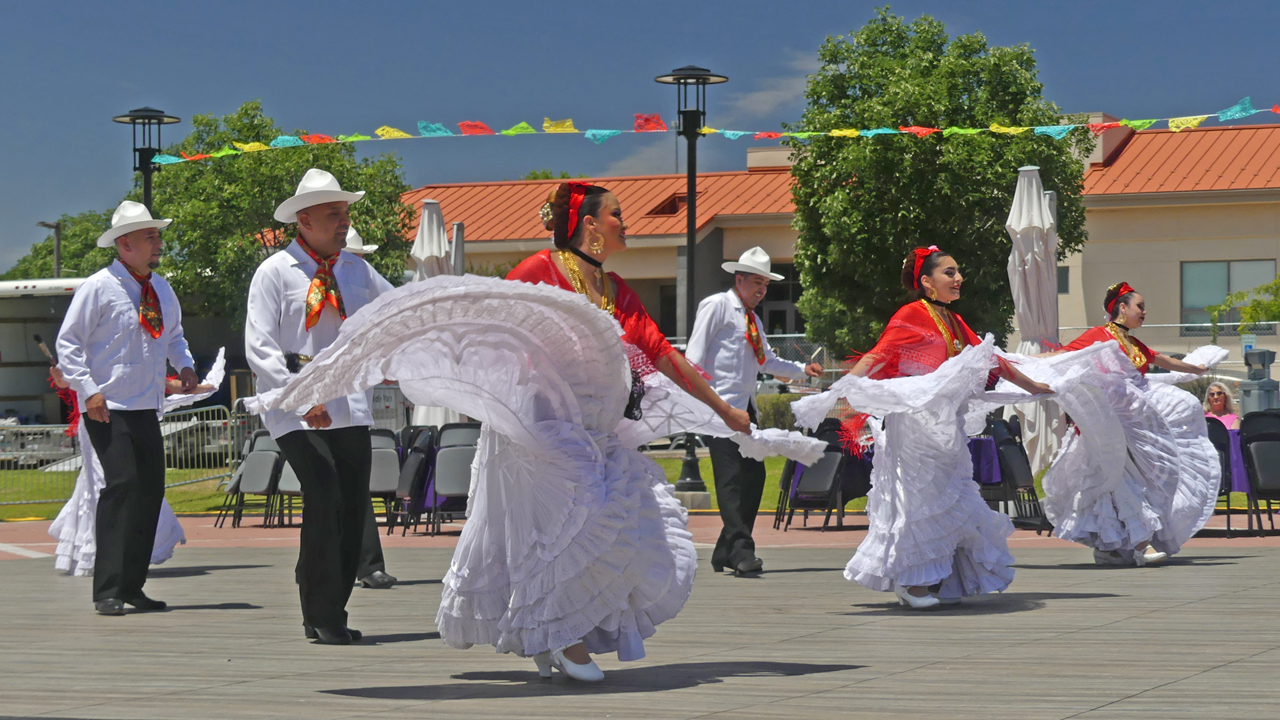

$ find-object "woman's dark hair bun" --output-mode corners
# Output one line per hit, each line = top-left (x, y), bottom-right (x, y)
(900, 247), (950, 298)
(545, 183), (610, 249)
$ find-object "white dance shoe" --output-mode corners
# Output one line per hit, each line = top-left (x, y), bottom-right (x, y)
(540, 645), (604, 682)
(894, 584), (940, 609)
(1093, 549), (1128, 566)
(1133, 545), (1167, 567)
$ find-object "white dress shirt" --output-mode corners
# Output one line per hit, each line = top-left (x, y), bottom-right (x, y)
(56, 260), (195, 413)
(246, 240), (395, 438)
(685, 289), (807, 412)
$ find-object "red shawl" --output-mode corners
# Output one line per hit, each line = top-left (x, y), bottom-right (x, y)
(1061, 324), (1158, 374)
(856, 300), (1010, 380)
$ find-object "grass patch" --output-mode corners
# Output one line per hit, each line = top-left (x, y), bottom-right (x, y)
(652, 456), (867, 513)
(0, 470), (229, 521)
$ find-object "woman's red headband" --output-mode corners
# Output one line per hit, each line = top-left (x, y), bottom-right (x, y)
(912, 246), (941, 289)
(1106, 281), (1136, 315)
(565, 182), (592, 241)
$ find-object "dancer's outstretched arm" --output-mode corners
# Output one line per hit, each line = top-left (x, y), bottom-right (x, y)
(655, 353), (752, 433)
(1149, 354), (1207, 374)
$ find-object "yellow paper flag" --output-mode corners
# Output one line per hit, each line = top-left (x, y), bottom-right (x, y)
(1168, 115), (1210, 133)
(700, 126), (720, 135)
(375, 126), (413, 139)
(543, 118), (579, 133)
(233, 141), (270, 152)
(989, 124), (1030, 134)
(830, 129), (861, 137)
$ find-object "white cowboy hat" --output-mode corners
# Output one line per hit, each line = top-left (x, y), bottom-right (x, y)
(96, 201), (172, 248)
(273, 168), (365, 224)
(722, 246), (784, 281)
(343, 226), (378, 255)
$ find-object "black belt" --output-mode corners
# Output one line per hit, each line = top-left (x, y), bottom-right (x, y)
(285, 353), (314, 374)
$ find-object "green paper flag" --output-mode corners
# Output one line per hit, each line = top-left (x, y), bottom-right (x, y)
(337, 133), (372, 142)
(942, 127), (984, 136)
(210, 146), (241, 158)
(1121, 119), (1158, 131)
(501, 121), (537, 136)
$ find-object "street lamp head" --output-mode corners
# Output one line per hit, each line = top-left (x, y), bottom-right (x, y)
(654, 65), (729, 86)
(111, 107), (181, 127)
(36, 221), (59, 230)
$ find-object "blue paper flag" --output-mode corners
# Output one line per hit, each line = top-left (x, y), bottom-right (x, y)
(1034, 125), (1075, 139)
(861, 128), (900, 136)
(270, 135), (305, 148)
(418, 122), (454, 137)
(584, 129), (622, 145)
(152, 154), (184, 164)
(1217, 97), (1261, 122)
(722, 130), (751, 140)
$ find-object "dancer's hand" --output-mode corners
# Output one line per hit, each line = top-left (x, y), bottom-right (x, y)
(48, 366), (69, 389)
(179, 367), (198, 393)
(804, 362), (823, 378)
(721, 406), (752, 434)
(85, 393), (109, 423)
(304, 404), (332, 429)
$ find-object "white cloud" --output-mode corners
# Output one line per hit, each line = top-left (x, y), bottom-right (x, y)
(602, 136), (680, 177)
(719, 52), (821, 126)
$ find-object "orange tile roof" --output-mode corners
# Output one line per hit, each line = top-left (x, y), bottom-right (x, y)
(1084, 124), (1280, 195)
(401, 168), (795, 242)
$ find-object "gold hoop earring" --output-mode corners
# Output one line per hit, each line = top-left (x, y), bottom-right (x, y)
(926, 287), (938, 301)
(588, 231), (604, 255)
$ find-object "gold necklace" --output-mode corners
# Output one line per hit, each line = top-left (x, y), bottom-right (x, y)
(1105, 322), (1147, 369)
(556, 249), (615, 315)
(920, 300), (964, 356)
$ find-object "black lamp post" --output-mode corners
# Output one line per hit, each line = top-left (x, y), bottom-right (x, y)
(656, 65), (728, 494)
(112, 107), (181, 211)
(35, 221), (61, 278)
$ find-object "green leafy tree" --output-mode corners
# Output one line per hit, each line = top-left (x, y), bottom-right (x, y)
(2, 209), (116, 279)
(786, 8), (1094, 354)
(519, 169), (586, 180)
(1208, 275), (1280, 340)
(152, 100), (413, 326)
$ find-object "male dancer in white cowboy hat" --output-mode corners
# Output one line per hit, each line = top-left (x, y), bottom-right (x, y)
(686, 247), (822, 577)
(56, 200), (198, 615)
(246, 169), (395, 644)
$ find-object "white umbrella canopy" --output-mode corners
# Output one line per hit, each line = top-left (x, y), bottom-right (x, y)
(407, 198), (462, 427)
(1005, 166), (1065, 473)
(410, 199), (453, 281)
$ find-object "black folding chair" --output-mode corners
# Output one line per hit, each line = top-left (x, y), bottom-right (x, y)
(1240, 409), (1280, 533)
(389, 427), (437, 535)
(368, 428), (403, 523)
(1205, 416), (1259, 537)
(229, 431), (282, 528)
(989, 418), (1052, 532)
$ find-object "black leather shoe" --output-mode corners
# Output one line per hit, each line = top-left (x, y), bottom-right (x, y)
(311, 626), (353, 645)
(94, 599), (125, 616)
(305, 624), (362, 642)
(733, 558), (764, 577)
(358, 570), (397, 589)
(123, 594), (167, 612)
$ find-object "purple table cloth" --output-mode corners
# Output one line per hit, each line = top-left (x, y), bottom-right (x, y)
(1228, 428), (1250, 495)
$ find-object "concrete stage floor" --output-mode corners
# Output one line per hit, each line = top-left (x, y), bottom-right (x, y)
(1, 515), (1277, 719)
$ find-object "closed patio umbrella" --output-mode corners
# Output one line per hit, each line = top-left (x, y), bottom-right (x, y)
(408, 198), (462, 427)
(1006, 166), (1065, 473)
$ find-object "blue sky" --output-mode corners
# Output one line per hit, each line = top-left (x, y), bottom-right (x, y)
(2, 0), (1278, 273)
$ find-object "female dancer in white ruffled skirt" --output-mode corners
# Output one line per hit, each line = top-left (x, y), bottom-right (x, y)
(793, 247), (1053, 609)
(1033, 282), (1220, 566)
(247, 184), (824, 681)
(47, 350), (224, 575)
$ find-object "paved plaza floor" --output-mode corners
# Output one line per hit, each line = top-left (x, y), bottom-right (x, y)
(1, 517), (1278, 719)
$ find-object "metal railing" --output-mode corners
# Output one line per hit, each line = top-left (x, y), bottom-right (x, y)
(0, 405), (233, 506)
(1059, 320), (1278, 338)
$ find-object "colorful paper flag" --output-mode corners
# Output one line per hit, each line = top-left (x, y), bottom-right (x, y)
(181, 151), (212, 161)
(722, 130), (751, 139)
(1086, 122), (1122, 136)
(336, 134), (372, 142)
(862, 128), (900, 136)
(1217, 97), (1261, 121)
(899, 126), (941, 137)
(1168, 115), (1209, 133)
(458, 121), (495, 136)
(829, 129), (861, 137)
(543, 118), (579, 133)
(634, 114), (667, 133)
(417, 123), (452, 137)
(210, 146), (241, 157)
(989, 124), (1030, 134)
(300, 134), (336, 144)
(1034, 125), (1074, 139)
(753, 132), (783, 140)
(942, 127), (983, 136)
(152, 154), (184, 164)
(233, 141), (271, 152)
(700, 126), (721, 135)
(501, 121), (537, 136)
(270, 136), (305, 148)
(787, 132), (823, 139)
(1120, 119), (1157, 131)
(375, 126), (414, 140)
(584, 129), (621, 144)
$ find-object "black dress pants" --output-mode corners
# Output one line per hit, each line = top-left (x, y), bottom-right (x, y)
(357, 499), (386, 579)
(85, 410), (165, 602)
(277, 426), (371, 628)
(705, 403), (766, 570)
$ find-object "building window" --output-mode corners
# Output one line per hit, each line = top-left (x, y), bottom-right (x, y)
(1057, 266), (1069, 295)
(1180, 259), (1277, 336)
(760, 263), (805, 335)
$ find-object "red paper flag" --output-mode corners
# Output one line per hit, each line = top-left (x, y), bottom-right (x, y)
(1273, 105), (1280, 114)
(458, 121), (495, 136)
(301, 134), (336, 144)
(899, 126), (941, 137)
(754, 132), (783, 140)
(1086, 122), (1122, 136)
(634, 114), (667, 133)
(180, 151), (211, 161)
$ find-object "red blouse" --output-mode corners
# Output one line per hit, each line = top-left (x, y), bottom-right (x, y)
(1061, 324), (1158, 374)
(506, 249), (678, 367)
(857, 300), (1011, 381)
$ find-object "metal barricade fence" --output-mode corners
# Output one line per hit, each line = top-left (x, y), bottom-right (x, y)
(0, 405), (233, 506)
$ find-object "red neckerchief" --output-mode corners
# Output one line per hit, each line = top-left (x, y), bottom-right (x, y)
(737, 291), (766, 365)
(297, 237), (346, 330)
(124, 264), (164, 339)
